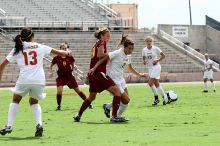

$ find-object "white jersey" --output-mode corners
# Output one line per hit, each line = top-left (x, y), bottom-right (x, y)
(107, 48), (131, 80)
(6, 41), (53, 85)
(142, 46), (162, 68)
(204, 59), (213, 71)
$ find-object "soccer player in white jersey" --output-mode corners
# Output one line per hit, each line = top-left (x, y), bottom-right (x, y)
(142, 36), (168, 105)
(0, 28), (71, 137)
(89, 34), (146, 119)
(202, 53), (216, 92)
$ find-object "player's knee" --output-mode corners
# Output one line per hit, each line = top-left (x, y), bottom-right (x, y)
(29, 98), (38, 105)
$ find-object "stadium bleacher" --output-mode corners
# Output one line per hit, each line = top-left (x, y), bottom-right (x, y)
(0, 30), (203, 85)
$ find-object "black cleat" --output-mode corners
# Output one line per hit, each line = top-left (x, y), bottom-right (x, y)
(163, 101), (166, 105)
(103, 104), (110, 118)
(35, 124), (43, 137)
(202, 90), (208, 93)
(213, 90), (216, 92)
(152, 99), (160, 106)
(0, 126), (12, 136)
(110, 117), (128, 123)
(56, 105), (61, 111)
(89, 104), (93, 109)
(73, 113), (81, 122)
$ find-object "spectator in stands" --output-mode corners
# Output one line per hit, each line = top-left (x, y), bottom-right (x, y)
(142, 36), (168, 105)
(50, 43), (92, 110)
(202, 53), (216, 92)
(0, 28), (71, 137)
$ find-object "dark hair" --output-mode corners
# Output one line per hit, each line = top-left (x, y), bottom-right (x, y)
(64, 41), (69, 48)
(13, 28), (34, 55)
(119, 33), (134, 48)
(94, 28), (109, 39)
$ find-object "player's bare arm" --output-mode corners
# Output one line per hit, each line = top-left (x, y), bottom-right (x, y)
(49, 63), (55, 78)
(0, 59), (9, 81)
(51, 49), (71, 57)
(127, 64), (146, 77)
(153, 52), (165, 65)
(88, 54), (109, 75)
(143, 56), (147, 65)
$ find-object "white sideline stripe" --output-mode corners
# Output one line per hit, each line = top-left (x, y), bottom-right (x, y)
(1, 81), (220, 90)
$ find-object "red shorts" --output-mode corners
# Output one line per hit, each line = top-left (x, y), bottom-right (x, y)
(88, 72), (115, 93)
(56, 75), (78, 89)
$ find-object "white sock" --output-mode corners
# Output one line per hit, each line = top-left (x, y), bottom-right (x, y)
(204, 82), (208, 91)
(212, 82), (216, 91)
(105, 103), (112, 110)
(117, 102), (128, 117)
(7, 103), (19, 127)
(31, 104), (42, 126)
(157, 86), (168, 103)
(150, 85), (158, 96)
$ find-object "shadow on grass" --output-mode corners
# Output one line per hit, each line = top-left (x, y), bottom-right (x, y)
(78, 121), (129, 125)
(0, 136), (41, 141)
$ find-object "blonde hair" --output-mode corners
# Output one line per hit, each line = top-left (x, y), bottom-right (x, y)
(145, 36), (154, 42)
(94, 27), (109, 39)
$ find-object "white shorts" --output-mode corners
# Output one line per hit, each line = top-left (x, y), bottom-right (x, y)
(203, 71), (213, 79)
(113, 78), (127, 94)
(11, 84), (46, 100)
(148, 64), (161, 80)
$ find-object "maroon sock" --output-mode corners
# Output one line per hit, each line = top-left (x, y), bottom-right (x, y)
(112, 96), (120, 118)
(57, 94), (62, 106)
(78, 92), (87, 100)
(78, 99), (91, 115)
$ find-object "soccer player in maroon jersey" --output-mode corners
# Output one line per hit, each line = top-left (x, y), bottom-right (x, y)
(73, 28), (128, 122)
(50, 43), (92, 110)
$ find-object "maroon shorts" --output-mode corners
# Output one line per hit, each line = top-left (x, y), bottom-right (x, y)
(88, 72), (115, 93)
(56, 75), (78, 89)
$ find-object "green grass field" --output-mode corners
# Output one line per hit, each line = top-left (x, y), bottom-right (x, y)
(0, 83), (220, 146)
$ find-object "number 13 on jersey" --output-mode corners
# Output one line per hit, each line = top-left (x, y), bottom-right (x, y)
(23, 51), (38, 65)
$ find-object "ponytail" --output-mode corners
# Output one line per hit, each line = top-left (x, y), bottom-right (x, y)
(13, 35), (23, 55)
(119, 33), (134, 48)
(13, 28), (34, 55)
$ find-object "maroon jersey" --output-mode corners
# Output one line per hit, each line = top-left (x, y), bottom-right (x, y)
(52, 56), (75, 76)
(90, 40), (108, 74)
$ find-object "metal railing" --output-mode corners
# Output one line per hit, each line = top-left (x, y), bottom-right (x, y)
(158, 29), (220, 70)
(97, 3), (118, 18)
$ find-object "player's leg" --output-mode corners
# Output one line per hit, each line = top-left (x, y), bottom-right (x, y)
(203, 78), (208, 92)
(73, 87), (93, 109)
(29, 85), (45, 137)
(148, 78), (159, 105)
(29, 98), (43, 137)
(73, 92), (97, 122)
(210, 79), (216, 92)
(56, 86), (63, 110)
(117, 88), (130, 118)
(154, 79), (168, 105)
(0, 94), (22, 135)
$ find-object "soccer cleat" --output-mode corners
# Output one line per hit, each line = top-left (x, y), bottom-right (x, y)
(89, 104), (93, 109)
(213, 90), (216, 92)
(73, 113), (81, 122)
(163, 101), (166, 105)
(0, 126), (12, 136)
(202, 90), (208, 93)
(110, 117), (128, 123)
(35, 124), (43, 137)
(103, 104), (110, 118)
(152, 99), (160, 106)
(56, 105), (61, 111)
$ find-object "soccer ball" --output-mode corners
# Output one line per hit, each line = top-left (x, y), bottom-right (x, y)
(166, 90), (178, 102)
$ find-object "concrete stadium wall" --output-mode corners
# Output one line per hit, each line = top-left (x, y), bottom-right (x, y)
(206, 26), (220, 63)
(158, 24), (220, 63)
